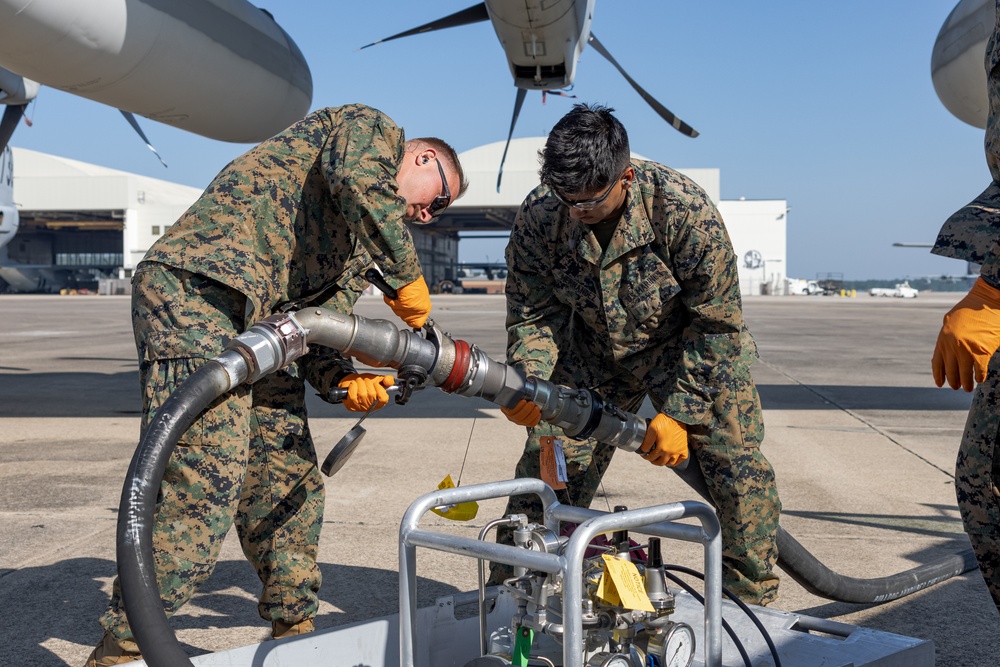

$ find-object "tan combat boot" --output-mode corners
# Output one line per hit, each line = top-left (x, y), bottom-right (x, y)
(271, 618), (315, 639)
(82, 631), (142, 666)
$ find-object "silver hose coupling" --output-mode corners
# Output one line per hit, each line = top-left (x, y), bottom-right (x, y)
(224, 313), (309, 383)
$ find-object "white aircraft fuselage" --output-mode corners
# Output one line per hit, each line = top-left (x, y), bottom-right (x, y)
(484, 0), (594, 91)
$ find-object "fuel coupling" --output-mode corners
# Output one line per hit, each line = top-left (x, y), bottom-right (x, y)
(221, 308), (649, 453)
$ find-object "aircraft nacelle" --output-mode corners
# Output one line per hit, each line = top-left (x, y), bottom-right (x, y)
(0, 0), (312, 143)
(485, 0), (593, 90)
(932, 0), (992, 129)
(0, 67), (39, 106)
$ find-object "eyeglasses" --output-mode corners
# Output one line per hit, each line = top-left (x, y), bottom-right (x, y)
(426, 158), (452, 218)
(552, 173), (625, 211)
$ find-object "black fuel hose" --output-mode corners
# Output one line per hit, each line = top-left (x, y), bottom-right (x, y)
(671, 459), (979, 604)
(117, 361), (233, 667)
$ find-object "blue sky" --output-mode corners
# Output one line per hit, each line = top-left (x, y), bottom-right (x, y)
(7, 1), (990, 280)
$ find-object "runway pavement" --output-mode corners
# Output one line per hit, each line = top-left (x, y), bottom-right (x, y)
(0, 291), (995, 666)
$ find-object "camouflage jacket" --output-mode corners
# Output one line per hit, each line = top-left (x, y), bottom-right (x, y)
(932, 21), (1000, 286)
(505, 159), (757, 425)
(143, 104), (422, 324)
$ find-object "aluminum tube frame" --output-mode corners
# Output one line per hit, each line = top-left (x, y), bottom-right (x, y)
(400, 479), (560, 667)
(398, 479), (722, 667)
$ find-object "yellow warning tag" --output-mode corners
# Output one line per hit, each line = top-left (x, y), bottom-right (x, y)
(539, 436), (567, 490)
(597, 554), (655, 612)
(429, 474), (479, 521)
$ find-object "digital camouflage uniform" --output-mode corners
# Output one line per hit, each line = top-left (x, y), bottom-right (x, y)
(100, 104), (423, 645)
(931, 2), (1000, 613)
(493, 160), (781, 605)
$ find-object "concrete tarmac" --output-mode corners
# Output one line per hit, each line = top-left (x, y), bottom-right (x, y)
(0, 291), (994, 666)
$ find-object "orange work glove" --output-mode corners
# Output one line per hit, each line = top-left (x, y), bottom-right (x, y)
(500, 399), (541, 427)
(640, 413), (689, 467)
(337, 373), (394, 412)
(932, 278), (1000, 392)
(384, 275), (432, 328)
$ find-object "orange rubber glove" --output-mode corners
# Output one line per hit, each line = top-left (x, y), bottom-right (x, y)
(640, 414), (689, 467)
(932, 278), (1000, 392)
(500, 399), (541, 427)
(384, 275), (432, 328)
(337, 373), (394, 412)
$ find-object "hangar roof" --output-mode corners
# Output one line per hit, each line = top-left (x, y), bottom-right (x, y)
(11, 147), (202, 214)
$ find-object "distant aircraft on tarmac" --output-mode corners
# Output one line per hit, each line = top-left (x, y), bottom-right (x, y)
(360, 0), (699, 189)
(932, 0), (992, 128)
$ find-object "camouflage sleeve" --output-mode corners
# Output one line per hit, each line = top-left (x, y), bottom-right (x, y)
(504, 201), (567, 380)
(303, 349), (359, 402)
(325, 107), (422, 290)
(304, 266), (373, 402)
(661, 200), (749, 425)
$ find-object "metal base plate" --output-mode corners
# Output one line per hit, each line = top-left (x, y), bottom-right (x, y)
(135, 587), (933, 667)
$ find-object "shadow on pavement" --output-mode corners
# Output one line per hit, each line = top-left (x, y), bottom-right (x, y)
(2, 557), (459, 666)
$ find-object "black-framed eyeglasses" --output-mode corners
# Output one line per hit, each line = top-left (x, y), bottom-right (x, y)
(552, 172), (625, 211)
(427, 158), (452, 218)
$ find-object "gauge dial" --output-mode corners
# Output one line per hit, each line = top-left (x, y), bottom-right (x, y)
(661, 622), (695, 667)
(599, 654), (632, 667)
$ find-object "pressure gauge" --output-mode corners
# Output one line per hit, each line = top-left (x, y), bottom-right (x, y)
(659, 622), (695, 667)
(584, 652), (633, 667)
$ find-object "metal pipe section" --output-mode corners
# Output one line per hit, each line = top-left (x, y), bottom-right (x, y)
(478, 518), (519, 656)
(225, 308), (650, 452)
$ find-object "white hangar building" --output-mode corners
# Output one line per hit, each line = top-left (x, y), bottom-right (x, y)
(435, 137), (788, 296)
(5, 140), (787, 296)
(4, 148), (203, 292)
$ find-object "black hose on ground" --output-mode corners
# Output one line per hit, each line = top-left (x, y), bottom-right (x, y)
(671, 457), (979, 604)
(116, 361), (233, 667)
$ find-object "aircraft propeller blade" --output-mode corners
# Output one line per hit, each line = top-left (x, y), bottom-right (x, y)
(0, 103), (26, 154)
(120, 110), (168, 168)
(497, 87), (527, 193)
(587, 33), (699, 138)
(359, 3), (489, 49)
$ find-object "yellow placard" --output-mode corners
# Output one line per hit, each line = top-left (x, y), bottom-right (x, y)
(429, 474), (479, 521)
(596, 554), (655, 612)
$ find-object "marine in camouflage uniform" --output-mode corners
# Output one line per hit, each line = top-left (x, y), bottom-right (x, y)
(90, 104), (465, 660)
(492, 105), (781, 605)
(931, 1), (1000, 614)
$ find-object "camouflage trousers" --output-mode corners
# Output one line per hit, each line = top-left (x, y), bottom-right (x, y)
(955, 348), (1000, 614)
(490, 356), (781, 605)
(100, 263), (325, 645)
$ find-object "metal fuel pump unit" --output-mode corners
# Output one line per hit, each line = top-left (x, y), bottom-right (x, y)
(399, 478), (719, 667)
